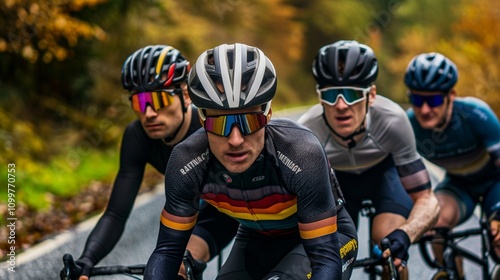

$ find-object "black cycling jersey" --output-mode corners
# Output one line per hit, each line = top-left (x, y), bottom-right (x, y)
(78, 107), (239, 268)
(144, 119), (355, 280)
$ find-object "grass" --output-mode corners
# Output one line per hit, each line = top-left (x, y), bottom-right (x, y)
(0, 148), (119, 214)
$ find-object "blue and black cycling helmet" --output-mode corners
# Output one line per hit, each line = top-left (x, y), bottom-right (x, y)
(121, 45), (190, 92)
(404, 52), (458, 92)
(188, 43), (277, 110)
(312, 40), (378, 88)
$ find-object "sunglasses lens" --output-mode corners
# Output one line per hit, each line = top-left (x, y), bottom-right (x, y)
(408, 94), (424, 107)
(130, 91), (176, 113)
(409, 93), (444, 108)
(320, 88), (366, 105)
(204, 113), (269, 137)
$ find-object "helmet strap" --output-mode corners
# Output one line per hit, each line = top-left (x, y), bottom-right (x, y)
(162, 94), (187, 145)
(435, 95), (451, 130)
(322, 98), (369, 149)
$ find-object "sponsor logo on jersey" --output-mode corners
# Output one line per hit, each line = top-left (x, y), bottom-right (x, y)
(277, 151), (303, 174)
(180, 150), (209, 175)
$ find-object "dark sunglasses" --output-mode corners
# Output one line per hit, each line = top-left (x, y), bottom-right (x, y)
(408, 92), (445, 108)
(203, 112), (270, 137)
(129, 89), (181, 113)
(317, 86), (371, 106)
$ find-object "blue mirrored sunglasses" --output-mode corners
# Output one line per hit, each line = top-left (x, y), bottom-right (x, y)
(408, 92), (445, 108)
(317, 86), (371, 106)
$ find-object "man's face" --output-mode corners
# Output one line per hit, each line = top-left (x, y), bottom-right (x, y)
(409, 90), (455, 130)
(132, 83), (189, 139)
(204, 105), (267, 174)
(320, 85), (375, 138)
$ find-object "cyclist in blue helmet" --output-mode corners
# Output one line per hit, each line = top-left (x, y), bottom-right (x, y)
(300, 40), (440, 280)
(405, 52), (500, 279)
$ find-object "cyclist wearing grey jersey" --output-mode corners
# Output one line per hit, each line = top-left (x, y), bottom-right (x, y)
(299, 40), (439, 279)
(404, 52), (500, 277)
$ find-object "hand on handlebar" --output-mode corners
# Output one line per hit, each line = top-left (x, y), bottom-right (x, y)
(60, 254), (94, 280)
(383, 229), (411, 271)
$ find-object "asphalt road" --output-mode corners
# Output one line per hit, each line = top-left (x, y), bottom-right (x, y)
(0, 106), (494, 279)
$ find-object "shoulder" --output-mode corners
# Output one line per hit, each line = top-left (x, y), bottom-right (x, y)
(122, 119), (151, 144)
(298, 104), (323, 123)
(266, 118), (324, 154)
(370, 96), (412, 130)
(453, 97), (497, 122)
(371, 95), (408, 118)
(454, 97), (493, 114)
(175, 128), (208, 152)
(297, 104), (330, 141)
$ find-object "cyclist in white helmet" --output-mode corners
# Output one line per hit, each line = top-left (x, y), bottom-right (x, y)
(144, 43), (358, 280)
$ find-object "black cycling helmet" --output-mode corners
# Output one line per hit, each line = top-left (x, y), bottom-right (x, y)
(121, 45), (190, 92)
(187, 43), (277, 110)
(404, 52), (458, 92)
(312, 40), (378, 88)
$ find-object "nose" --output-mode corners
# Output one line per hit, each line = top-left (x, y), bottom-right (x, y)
(144, 105), (158, 118)
(419, 102), (431, 114)
(334, 96), (350, 110)
(227, 125), (245, 146)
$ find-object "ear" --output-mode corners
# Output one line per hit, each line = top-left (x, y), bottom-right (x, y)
(448, 88), (457, 102)
(267, 107), (273, 121)
(368, 85), (377, 106)
(181, 82), (191, 106)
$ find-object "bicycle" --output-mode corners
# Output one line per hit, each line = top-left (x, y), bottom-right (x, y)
(60, 250), (207, 280)
(418, 204), (500, 280)
(352, 200), (400, 280)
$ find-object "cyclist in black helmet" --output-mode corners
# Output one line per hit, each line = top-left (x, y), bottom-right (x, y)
(68, 45), (238, 280)
(405, 52), (500, 279)
(299, 40), (440, 279)
(144, 43), (358, 280)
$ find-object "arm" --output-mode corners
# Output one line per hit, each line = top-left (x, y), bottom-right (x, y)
(467, 98), (500, 167)
(388, 108), (440, 242)
(144, 210), (196, 279)
(145, 134), (207, 279)
(280, 128), (342, 280)
(76, 126), (146, 277)
(396, 159), (440, 243)
(400, 188), (439, 242)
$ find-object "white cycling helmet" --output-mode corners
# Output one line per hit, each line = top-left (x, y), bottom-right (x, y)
(187, 43), (277, 111)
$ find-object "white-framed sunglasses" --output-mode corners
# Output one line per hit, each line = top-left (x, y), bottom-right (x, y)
(317, 86), (371, 106)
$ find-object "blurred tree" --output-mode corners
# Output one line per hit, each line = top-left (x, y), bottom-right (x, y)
(449, 0), (500, 112)
(0, 0), (130, 123)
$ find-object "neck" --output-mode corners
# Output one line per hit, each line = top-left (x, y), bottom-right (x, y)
(433, 97), (453, 132)
(162, 106), (192, 146)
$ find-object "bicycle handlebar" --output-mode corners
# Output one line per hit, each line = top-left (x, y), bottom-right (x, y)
(381, 238), (399, 280)
(353, 238), (400, 280)
(60, 253), (145, 280)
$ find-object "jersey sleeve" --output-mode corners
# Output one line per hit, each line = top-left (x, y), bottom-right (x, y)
(380, 106), (431, 193)
(269, 121), (342, 280)
(466, 98), (500, 166)
(144, 131), (209, 279)
(78, 122), (147, 266)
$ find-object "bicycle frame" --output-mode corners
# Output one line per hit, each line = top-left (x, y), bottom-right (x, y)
(418, 208), (494, 280)
(353, 200), (399, 280)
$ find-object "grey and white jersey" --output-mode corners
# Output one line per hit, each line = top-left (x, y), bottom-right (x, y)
(299, 95), (429, 193)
